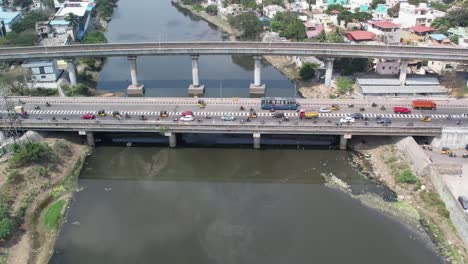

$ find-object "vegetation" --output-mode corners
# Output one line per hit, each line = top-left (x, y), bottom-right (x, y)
(63, 83), (91, 96)
(9, 142), (58, 168)
(299, 63), (319, 80)
(0, 30), (37, 46)
(0, 82), (58, 96)
(370, 0), (385, 9)
(82, 31), (108, 44)
(271, 12), (306, 41)
(420, 190), (450, 219)
(53, 141), (72, 157)
(7, 169), (21, 184)
(228, 12), (263, 39)
(205, 5), (218, 15)
(334, 58), (370, 75)
(312, 29), (344, 43)
(0, 218), (15, 240)
(43, 200), (65, 229)
(13, 0), (32, 8)
(96, 0), (119, 21)
(11, 11), (50, 33)
(335, 77), (354, 94)
(397, 168), (418, 184)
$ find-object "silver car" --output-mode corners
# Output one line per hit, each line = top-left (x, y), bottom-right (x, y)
(319, 107), (331, 113)
(221, 115), (236, 121)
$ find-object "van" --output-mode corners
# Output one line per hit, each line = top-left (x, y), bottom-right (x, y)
(394, 107), (411, 114)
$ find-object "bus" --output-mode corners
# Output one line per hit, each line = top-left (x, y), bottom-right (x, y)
(261, 97), (298, 110)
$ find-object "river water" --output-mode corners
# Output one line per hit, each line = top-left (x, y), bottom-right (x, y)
(95, 0), (295, 97)
(50, 1), (443, 263)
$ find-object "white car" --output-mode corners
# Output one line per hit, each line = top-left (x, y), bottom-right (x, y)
(180, 115), (194, 122)
(340, 117), (355, 123)
(221, 115), (236, 121)
(319, 107), (331, 113)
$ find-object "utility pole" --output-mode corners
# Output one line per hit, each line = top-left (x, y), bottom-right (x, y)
(0, 84), (22, 143)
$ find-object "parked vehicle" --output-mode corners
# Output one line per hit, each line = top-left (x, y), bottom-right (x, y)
(249, 111), (257, 118)
(412, 100), (436, 110)
(458, 196), (468, 210)
(340, 116), (355, 123)
(394, 107), (411, 114)
(319, 107), (331, 113)
(350, 113), (364, 119)
(261, 97), (298, 110)
(81, 113), (96, 120)
(180, 115), (194, 122)
(221, 115), (236, 121)
(299, 110), (319, 119)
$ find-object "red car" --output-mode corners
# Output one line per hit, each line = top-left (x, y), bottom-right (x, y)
(393, 107), (411, 114)
(81, 113), (96, 120)
(181, 111), (194, 117)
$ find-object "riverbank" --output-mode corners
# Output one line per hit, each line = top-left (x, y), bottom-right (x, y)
(0, 137), (90, 264)
(348, 137), (467, 263)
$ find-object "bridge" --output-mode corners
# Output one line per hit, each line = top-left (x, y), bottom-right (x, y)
(2, 42), (468, 95)
(1, 97), (467, 149)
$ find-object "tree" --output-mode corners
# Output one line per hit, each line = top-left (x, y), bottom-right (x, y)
(334, 58), (370, 75)
(447, 8), (468, 27)
(271, 12), (306, 41)
(82, 31), (107, 44)
(387, 4), (399, 18)
(335, 77), (354, 94)
(337, 10), (353, 27)
(65, 13), (80, 33)
(325, 4), (346, 14)
(228, 12), (263, 39)
(5, 30), (37, 46)
(13, 0), (32, 8)
(11, 11), (50, 33)
(0, 218), (15, 240)
(299, 63), (319, 80)
(370, 0), (385, 9)
(431, 17), (452, 35)
(205, 5), (218, 15)
(353, 12), (373, 29)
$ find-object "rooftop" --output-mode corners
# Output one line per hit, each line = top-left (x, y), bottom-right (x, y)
(55, 1), (93, 17)
(345, 30), (375, 41)
(429, 33), (448, 41)
(361, 85), (447, 94)
(410, 25), (435, 34)
(0, 11), (20, 24)
(447, 27), (468, 38)
(369, 21), (400, 29)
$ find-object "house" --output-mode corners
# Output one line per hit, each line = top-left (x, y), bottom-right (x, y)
(304, 21), (323, 38)
(49, 1), (95, 40)
(0, 11), (21, 32)
(375, 60), (400, 75)
(366, 20), (401, 44)
(327, 0), (349, 5)
(427, 60), (468, 74)
(35, 21), (50, 38)
(32, 0), (43, 9)
(373, 4), (388, 20)
(397, 3), (445, 28)
(314, 14), (336, 32)
(263, 5), (285, 19)
(409, 25), (435, 37)
(427, 34), (451, 45)
(22, 60), (62, 87)
(447, 27), (468, 48)
(347, 0), (371, 12)
(289, 0), (309, 12)
(345, 30), (375, 42)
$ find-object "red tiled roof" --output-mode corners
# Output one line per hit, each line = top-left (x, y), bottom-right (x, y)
(346, 31), (375, 41)
(369, 21), (400, 29)
(409, 25), (435, 33)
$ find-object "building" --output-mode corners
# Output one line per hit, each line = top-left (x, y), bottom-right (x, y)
(314, 14), (336, 32)
(50, 1), (95, 40)
(263, 5), (285, 19)
(347, 0), (371, 12)
(447, 27), (468, 48)
(289, 0), (309, 12)
(397, 3), (445, 28)
(327, 0), (349, 5)
(22, 60), (62, 87)
(426, 33), (451, 45)
(35, 21), (50, 38)
(0, 11), (21, 32)
(427, 60), (468, 74)
(304, 21), (323, 38)
(32, 0), (43, 9)
(373, 4), (389, 20)
(345, 30), (375, 42)
(366, 20), (401, 44)
(375, 60), (400, 75)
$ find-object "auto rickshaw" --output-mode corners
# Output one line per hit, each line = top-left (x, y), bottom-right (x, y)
(249, 111), (257, 118)
(441, 147), (450, 154)
(97, 110), (107, 117)
(160, 110), (169, 118)
(421, 116), (432, 122)
(331, 104), (340, 111)
(197, 100), (206, 108)
(112, 111), (120, 118)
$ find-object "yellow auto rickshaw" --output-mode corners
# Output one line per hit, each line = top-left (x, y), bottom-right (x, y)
(160, 110), (169, 118)
(421, 116), (432, 122)
(441, 147), (450, 154)
(97, 110), (107, 117)
(197, 100), (206, 109)
(112, 111), (121, 118)
(249, 111), (257, 118)
(331, 104), (340, 111)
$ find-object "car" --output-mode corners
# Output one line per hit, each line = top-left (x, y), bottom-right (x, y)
(221, 115), (236, 121)
(180, 115), (194, 122)
(376, 117), (391, 124)
(319, 107), (331, 113)
(350, 113), (364, 119)
(181, 111), (194, 117)
(458, 196), (468, 210)
(340, 117), (355, 123)
(272, 112), (285, 118)
(81, 113), (96, 120)
(394, 107), (411, 114)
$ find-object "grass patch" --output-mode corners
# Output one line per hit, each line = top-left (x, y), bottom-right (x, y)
(397, 169), (417, 184)
(43, 199), (65, 229)
(391, 201), (420, 219)
(420, 190), (450, 219)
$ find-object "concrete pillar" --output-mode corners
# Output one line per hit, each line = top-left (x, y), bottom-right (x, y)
(67, 59), (77, 85)
(127, 56), (144, 97)
(339, 134), (352, 150)
(165, 132), (177, 148)
(86, 131), (95, 147)
(324, 58), (334, 88)
(0, 130), (5, 141)
(250, 56), (265, 95)
(188, 55), (205, 95)
(253, 133), (261, 149)
(399, 59), (408, 86)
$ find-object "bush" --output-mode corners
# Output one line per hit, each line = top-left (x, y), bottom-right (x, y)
(53, 141), (72, 157)
(37, 167), (48, 177)
(335, 77), (354, 94)
(7, 169), (21, 184)
(205, 4), (218, 15)
(11, 11), (49, 33)
(0, 203), (10, 219)
(82, 31), (107, 44)
(0, 218), (14, 240)
(9, 142), (58, 168)
(299, 63), (319, 80)
(420, 190), (450, 218)
(193, 4), (203, 11)
(44, 200), (65, 229)
(397, 168), (417, 184)
(64, 83), (90, 97)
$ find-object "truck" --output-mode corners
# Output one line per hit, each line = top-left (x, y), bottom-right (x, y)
(14, 106), (28, 117)
(299, 110), (319, 119)
(412, 100), (436, 110)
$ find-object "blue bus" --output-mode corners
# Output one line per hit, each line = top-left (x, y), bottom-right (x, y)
(261, 97), (298, 110)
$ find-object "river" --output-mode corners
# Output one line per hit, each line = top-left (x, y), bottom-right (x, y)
(95, 0), (295, 97)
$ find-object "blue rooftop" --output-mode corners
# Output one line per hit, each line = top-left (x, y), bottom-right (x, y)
(0, 11), (20, 24)
(429, 34), (447, 41)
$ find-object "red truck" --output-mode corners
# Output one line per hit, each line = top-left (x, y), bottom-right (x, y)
(412, 100), (436, 110)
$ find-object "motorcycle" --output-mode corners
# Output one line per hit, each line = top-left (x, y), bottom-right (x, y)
(359, 107), (365, 112)
(34, 105), (40, 110)
(46, 102), (51, 107)
(51, 117), (56, 121)
(205, 115), (212, 119)
(456, 120), (463, 125)
(365, 121), (369, 125)
(371, 103), (377, 107)
(139, 115), (147, 121)
(125, 113), (131, 119)
(240, 106), (245, 111)
(348, 104), (354, 108)
(36, 116), (43, 120)
(380, 106), (386, 111)
(62, 117), (69, 120)
(260, 120), (265, 124)
(407, 122), (414, 126)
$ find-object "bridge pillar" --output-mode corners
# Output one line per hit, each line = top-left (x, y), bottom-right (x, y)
(339, 134), (352, 150)
(250, 56), (265, 95)
(127, 56), (145, 97)
(324, 58), (334, 88)
(67, 59), (77, 86)
(165, 132), (177, 148)
(253, 133), (261, 149)
(399, 60), (408, 86)
(86, 131), (95, 147)
(188, 55), (205, 96)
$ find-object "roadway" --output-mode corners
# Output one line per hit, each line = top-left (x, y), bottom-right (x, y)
(0, 42), (468, 61)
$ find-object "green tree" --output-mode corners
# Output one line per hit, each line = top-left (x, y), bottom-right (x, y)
(335, 77), (354, 94)
(228, 12), (263, 39)
(5, 30), (37, 46)
(82, 31), (107, 44)
(387, 3), (399, 18)
(11, 11), (50, 33)
(299, 63), (319, 80)
(431, 17), (452, 35)
(205, 5), (218, 15)
(65, 13), (80, 33)
(96, 0), (119, 21)
(370, 0), (385, 9)
(447, 8), (468, 27)
(271, 12), (306, 41)
(449, 35), (459, 44)
(325, 4), (346, 14)
(13, 0), (32, 8)
(0, 218), (15, 240)
(334, 58), (370, 75)
(337, 10), (353, 27)
(353, 12), (373, 29)
(0, 203), (10, 219)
